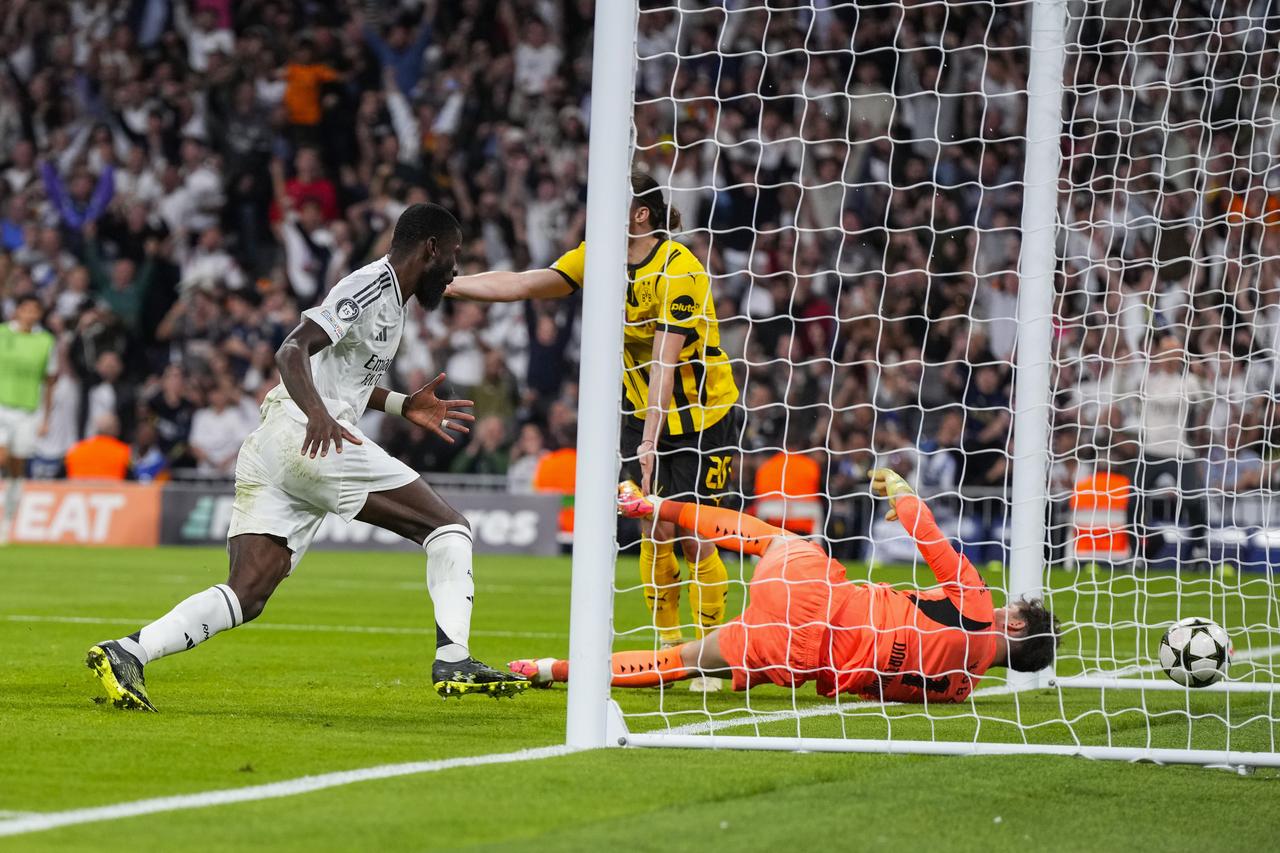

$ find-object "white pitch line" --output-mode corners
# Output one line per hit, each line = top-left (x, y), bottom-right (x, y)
(0, 745), (577, 839)
(658, 642), (1280, 737)
(0, 614), (566, 640)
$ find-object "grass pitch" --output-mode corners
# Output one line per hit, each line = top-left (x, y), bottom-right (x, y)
(2, 544), (1279, 851)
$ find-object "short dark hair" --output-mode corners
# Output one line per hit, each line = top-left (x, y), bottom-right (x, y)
(631, 170), (681, 236)
(390, 203), (461, 252)
(1006, 598), (1060, 672)
(14, 294), (42, 309)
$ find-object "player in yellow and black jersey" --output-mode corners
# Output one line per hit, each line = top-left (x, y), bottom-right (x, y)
(549, 233), (738, 439)
(447, 172), (741, 690)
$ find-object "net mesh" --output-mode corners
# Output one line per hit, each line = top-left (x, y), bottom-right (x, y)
(608, 0), (1280, 754)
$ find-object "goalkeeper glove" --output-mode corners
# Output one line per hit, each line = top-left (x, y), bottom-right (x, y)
(869, 468), (915, 522)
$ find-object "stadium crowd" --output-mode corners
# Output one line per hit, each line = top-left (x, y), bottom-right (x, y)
(1, 0), (1277, 564)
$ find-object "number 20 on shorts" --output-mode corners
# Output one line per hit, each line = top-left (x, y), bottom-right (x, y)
(704, 455), (731, 491)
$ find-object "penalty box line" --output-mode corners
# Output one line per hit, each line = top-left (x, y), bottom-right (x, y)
(0, 745), (578, 839)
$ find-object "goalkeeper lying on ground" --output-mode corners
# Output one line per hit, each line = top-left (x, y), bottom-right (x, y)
(511, 470), (1059, 702)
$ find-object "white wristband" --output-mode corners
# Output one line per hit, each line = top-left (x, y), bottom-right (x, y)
(384, 391), (408, 417)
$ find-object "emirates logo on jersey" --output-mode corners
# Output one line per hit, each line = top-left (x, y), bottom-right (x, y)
(335, 298), (361, 322)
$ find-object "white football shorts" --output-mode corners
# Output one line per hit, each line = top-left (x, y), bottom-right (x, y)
(0, 405), (40, 459)
(228, 398), (419, 569)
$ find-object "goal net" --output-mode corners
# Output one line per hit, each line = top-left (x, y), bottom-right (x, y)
(572, 0), (1280, 765)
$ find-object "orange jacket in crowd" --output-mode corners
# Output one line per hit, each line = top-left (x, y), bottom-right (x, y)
(283, 62), (339, 126)
(64, 435), (131, 481)
(752, 450), (822, 534)
(533, 448), (577, 535)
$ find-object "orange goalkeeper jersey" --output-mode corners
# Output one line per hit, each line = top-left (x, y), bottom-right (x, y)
(821, 495), (997, 703)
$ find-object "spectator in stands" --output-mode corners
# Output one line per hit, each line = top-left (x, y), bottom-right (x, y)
(3, 139), (37, 194)
(179, 6), (235, 74)
(19, 226), (77, 291)
(358, 5), (434, 98)
(450, 416), (510, 476)
(545, 398), (577, 451)
(187, 379), (255, 476)
(177, 225), (244, 294)
(282, 148), (340, 223)
(524, 299), (576, 407)
(962, 364), (1011, 487)
(42, 159), (114, 234)
(507, 422), (548, 494)
(1129, 335), (1212, 569)
(65, 412), (129, 480)
(84, 350), (134, 441)
(143, 364), (196, 467)
(433, 301), (491, 393)
(917, 410), (962, 496)
(82, 226), (157, 333)
(29, 342), (80, 479)
(471, 349), (519, 425)
(1206, 419), (1265, 498)
(513, 16), (563, 98)
(130, 420), (168, 482)
(281, 39), (340, 145)
(277, 202), (338, 307)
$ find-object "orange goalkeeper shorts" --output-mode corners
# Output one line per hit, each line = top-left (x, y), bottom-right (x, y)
(716, 538), (851, 691)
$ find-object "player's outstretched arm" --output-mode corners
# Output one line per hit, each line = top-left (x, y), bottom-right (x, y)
(446, 268), (573, 302)
(870, 468), (982, 591)
(276, 319), (362, 458)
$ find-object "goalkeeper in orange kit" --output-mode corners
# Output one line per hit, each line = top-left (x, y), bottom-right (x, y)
(510, 471), (1059, 703)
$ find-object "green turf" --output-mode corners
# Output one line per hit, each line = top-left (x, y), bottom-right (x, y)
(2, 545), (1278, 851)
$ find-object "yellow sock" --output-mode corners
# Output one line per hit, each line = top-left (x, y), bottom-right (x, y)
(688, 549), (728, 639)
(639, 539), (683, 645)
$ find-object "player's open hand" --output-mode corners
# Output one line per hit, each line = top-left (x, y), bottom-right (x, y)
(869, 468), (915, 522)
(405, 372), (475, 444)
(303, 412), (362, 459)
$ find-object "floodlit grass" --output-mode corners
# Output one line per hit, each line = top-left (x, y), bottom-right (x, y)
(2, 545), (1278, 851)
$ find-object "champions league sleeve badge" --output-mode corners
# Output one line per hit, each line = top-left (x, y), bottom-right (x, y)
(335, 298), (361, 322)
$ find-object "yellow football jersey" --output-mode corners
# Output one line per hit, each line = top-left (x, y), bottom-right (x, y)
(552, 240), (738, 436)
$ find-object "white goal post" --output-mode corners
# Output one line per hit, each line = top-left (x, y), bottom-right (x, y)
(568, 0), (1280, 768)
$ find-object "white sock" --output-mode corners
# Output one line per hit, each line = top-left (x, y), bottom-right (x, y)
(121, 584), (243, 665)
(424, 524), (474, 663)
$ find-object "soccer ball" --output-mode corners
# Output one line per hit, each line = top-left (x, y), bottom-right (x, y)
(1158, 617), (1231, 687)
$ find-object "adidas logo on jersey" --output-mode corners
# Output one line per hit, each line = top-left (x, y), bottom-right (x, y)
(375, 327), (387, 342)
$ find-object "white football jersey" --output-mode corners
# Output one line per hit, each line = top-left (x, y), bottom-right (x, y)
(265, 256), (405, 423)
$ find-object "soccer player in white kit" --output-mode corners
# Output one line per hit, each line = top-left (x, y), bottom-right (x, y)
(87, 204), (528, 709)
